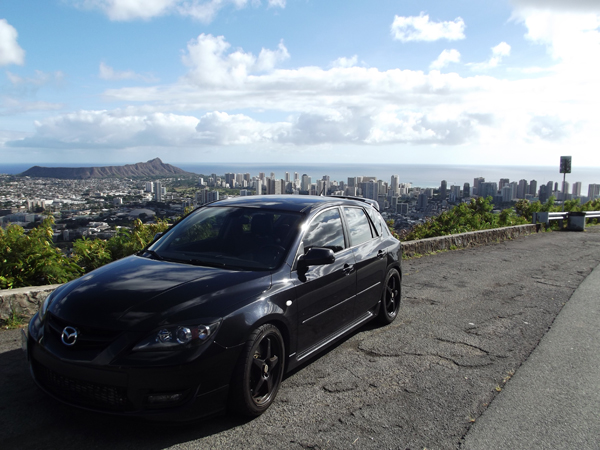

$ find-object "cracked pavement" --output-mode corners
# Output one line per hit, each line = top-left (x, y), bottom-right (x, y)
(1, 227), (599, 450)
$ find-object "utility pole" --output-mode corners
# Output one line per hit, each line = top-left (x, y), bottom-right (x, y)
(560, 156), (571, 214)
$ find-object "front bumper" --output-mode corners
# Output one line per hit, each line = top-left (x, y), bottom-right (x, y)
(26, 319), (242, 420)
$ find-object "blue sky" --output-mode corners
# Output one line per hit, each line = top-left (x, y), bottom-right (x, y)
(1, 0), (600, 170)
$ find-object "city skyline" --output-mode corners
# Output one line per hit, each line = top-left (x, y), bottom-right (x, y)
(2, 1), (600, 168)
(1, 159), (598, 195)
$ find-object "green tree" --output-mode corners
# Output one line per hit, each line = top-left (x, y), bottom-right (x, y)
(402, 197), (529, 241)
(0, 217), (82, 289)
(72, 218), (171, 273)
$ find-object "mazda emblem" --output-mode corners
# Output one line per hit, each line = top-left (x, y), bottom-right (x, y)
(61, 326), (78, 346)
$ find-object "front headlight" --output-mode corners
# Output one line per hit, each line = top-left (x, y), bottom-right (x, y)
(132, 320), (221, 352)
(40, 291), (56, 320)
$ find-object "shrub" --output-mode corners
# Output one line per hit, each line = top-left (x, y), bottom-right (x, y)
(0, 217), (82, 289)
(402, 197), (529, 241)
(73, 218), (171, 273)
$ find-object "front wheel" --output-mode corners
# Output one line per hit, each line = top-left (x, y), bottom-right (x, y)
(228, 324), (285, 417)
(377, 269), (401, 325)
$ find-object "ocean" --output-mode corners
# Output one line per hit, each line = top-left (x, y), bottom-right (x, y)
(1, 162), (599, 193)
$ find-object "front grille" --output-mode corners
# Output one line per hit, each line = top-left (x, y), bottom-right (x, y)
(33, 360), (131, 412)
(46, 314), (121, 351)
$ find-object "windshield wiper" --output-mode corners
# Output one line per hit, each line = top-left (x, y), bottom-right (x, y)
(138, 249), (164, 261)
(187, 259), (227, 268)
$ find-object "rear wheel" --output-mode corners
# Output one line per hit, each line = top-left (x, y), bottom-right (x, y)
(377, 269), (401, 324)
(229, 324), (285, 417)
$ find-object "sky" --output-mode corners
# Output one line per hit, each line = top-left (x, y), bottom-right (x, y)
(1, 0), (600, 170)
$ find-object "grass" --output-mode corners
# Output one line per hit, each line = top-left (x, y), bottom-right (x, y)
(1, 307), (26, 330)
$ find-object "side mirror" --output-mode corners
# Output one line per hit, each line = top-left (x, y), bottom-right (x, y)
(297, 247), (335, 270)
(152, 232), (164, 242)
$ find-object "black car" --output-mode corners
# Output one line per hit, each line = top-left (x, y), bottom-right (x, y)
(25, 195), (402, 419)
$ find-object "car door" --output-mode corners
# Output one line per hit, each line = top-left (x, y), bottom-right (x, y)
(293, 207), (357, 356)
(342, 206), (388, 317)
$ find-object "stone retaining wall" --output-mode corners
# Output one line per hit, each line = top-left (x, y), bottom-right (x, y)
(0, 284), (62, 322)
(1, 224), (538, 322)
(401, 224), (538, 258)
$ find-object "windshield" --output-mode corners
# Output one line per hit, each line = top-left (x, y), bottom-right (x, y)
(147, 206), (303, 270)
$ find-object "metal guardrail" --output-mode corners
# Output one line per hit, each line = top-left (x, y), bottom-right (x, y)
(532, 212), (568, 225)
(532, 211), (600, 230)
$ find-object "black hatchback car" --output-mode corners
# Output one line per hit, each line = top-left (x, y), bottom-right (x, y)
(25, 195), (402, 419)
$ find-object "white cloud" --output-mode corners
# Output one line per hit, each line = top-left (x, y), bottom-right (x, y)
(267, 0), (285, 8)
(391, 13), (465, 42)
(6, 70), (65, 87)
(7, 30), (600, 167)
(430, 49), (461, 70)
(528, 115), (575, 141)
(0, 19), (25, 66)
(182, 34), (289, 86)
(70, 0), (284, 22)
(510, 0), (600, 13)
(99, 62), (157, 82)
(6, 110), (201, 148)
(0, 97), (64, 116)
(330, 56), (358, 69)
(468, 42), (511, 70)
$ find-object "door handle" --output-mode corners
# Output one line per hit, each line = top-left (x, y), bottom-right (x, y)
(343, 264), (354, 275)
(377, 250), (386, 259)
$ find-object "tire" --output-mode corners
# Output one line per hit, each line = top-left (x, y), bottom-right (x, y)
(228, 324), (285, 417)
(377, 269), (401, 325)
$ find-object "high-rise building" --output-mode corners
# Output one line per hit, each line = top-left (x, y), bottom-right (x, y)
(417, 193), (428, 209)
(517, 179), (528, 199)
(588, 184), (600, 200)
(463, 182), (470, 198)
(362, 180), (379, 200)
(225, 173), (236, 187)
(499, 178), (510, 189)
(267, 178), (283, 195)
(572, 182), (582, 197)
(473, 177), (485, 195)
(155, 181), (163, 202)
(450, 185), (461, 201)
(501, 185), (513, 202)
(539, 184), (549, 203)
(440, 180), (447, 198)
(390, 175), (399, 197)
(301, 174), (311, 192)
(529, 180), (537, 197)
(479, 182), (498, 199)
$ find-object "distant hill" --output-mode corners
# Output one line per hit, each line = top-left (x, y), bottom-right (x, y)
(19, 158), (192, 179)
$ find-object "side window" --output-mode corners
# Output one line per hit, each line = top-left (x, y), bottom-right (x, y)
(366, 206), (390, 237)
(302, 208), (346, 253)
(343, 207), (374, 247)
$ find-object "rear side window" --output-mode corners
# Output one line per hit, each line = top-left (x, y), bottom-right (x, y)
(303, 208), (346, 253)
(366, 206), (390, 237)
(343, 207), (374, 247)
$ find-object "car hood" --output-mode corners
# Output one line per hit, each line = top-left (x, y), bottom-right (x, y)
(49, 255), (271, 331)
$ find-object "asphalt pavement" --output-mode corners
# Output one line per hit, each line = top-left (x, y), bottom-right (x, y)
(462, 250), (600, 449)
(1, 227), (599, 449)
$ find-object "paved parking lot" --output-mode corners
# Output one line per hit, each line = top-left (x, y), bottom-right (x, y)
(2, 227), (599, 450)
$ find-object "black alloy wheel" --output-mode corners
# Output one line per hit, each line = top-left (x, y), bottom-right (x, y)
(229, 324), (285, 417)
(378, 269), (401, 324)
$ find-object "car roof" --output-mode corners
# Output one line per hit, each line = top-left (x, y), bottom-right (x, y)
(207, 195), (377, 213)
